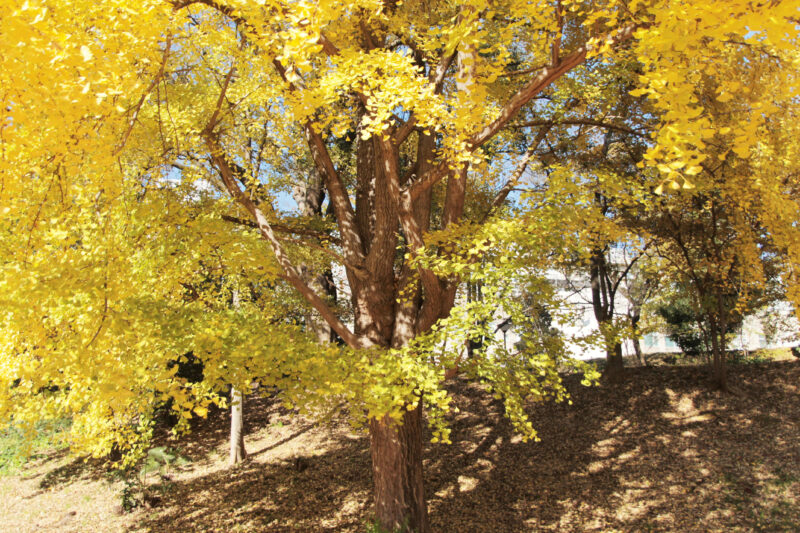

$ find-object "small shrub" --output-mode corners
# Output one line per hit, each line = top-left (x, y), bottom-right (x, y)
(657, 298), (706, 356)
(113, 446), (189, 512)
(729, 350), (770, 365)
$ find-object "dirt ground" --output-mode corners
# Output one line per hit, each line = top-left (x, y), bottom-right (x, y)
(3, 359), (799, 532)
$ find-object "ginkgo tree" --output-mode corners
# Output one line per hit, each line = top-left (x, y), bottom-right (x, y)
(2, 1), (799, 531)
(639, 46), (796, 391)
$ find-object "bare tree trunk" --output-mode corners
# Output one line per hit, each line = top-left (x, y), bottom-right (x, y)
(632, 336), (645, 366)
(701, 326), (712, 364)
(229, 386), (247, 466)
(229, 286), (247, 466)
(708, 316), (728, 392)
(591, 249), (624, 381)
(370, 404), (429, 533)
(605, 342), (625, 381)
(631, 312), (647, 366)
(710, 336), (728, 391)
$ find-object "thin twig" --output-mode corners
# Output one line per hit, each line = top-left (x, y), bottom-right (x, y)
(114, 36), (173, 156)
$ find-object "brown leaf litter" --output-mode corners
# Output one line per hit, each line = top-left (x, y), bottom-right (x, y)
(3, 360), (799, 532)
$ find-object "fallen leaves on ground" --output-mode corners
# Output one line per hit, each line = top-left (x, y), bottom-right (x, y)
(4, 360), (799, 532)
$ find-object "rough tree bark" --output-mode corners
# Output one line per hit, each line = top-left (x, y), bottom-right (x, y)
(370, 406), (429, 533)
(709, 297), (729, 392)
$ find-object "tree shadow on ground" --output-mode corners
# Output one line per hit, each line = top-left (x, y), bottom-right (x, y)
(28, 389), (285, 493)
(131, 431), (372, 532)
(127, 361), (799, 532)
(426, 361), (800, 532)
(37, 454), (110, 490)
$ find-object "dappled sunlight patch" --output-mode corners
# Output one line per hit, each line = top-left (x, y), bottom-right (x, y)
(433, 483), (455, 501)
(457, 475), (479, 492)
(602, 415), (632, 435)
(591, 437), (620, 458)
(555, 501), (609, 531)
(680, 447), (700, 459)
(320, 490), (370, 527)
(612, 491), (658, 522)
(459, 440), (479, 454)
(616, 447), (640, 463)
(473, 458), (494, 474)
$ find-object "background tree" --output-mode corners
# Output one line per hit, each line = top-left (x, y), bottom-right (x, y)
(619, 253), (660, 366)
(648, 185), (781, 391)
(640, 44), (792, 390)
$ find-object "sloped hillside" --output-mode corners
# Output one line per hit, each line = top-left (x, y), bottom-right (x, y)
(4, 360), (799, 532)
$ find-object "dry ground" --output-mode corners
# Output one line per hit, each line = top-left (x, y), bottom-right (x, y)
(3, 359), (800, 532)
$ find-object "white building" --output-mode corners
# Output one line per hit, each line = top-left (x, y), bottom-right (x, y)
(491, 256), (799, 361)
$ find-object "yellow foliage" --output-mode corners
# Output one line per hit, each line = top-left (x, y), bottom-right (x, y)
(1, 0), (798, 460)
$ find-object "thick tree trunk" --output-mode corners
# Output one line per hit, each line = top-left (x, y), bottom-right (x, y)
(369, 405), (429, 533)
(229, 387), (247, 466)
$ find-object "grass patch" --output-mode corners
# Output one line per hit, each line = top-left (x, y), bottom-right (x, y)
(645, 347), (795, 367)
(728, 348), (786, 365)
(0, 418), (71, 475)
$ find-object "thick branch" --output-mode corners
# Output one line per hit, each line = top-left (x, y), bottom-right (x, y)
(404, 161), (450, 202)
(277, 234), (369, 279)
(405, 23), (640, 201)
(303, 125), (367, 263)
(471, 25), (640, 149)
(431, 51), (457, 93)
(377, 137), (444, 312)
(440, 42), (474, 231)
(318, 32), (340, 56)
(176, 0), (365, 267)
(201, 66), (235, 137)
(551, 0), (563, 66)
(271, 59), (367, 265)
(512, 118), (646, 137)
(205, 136), (364, 348)
(482, 125), (552, 221)
(220, 214), (342, 245)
